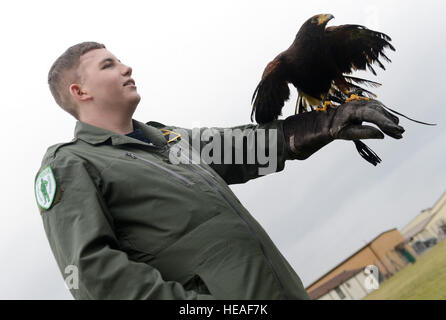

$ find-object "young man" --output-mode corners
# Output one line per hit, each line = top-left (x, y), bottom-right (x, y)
(35, 42), (404, 300)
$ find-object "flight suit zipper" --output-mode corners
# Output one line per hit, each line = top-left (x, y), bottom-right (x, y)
(174, 152), (288, 299)
(125, 152), (194, 186)
(171, 146), (217, 180)
(127, 150), (288, 298)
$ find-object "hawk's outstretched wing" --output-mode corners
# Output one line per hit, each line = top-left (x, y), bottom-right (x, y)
(325, 24), (395, 76)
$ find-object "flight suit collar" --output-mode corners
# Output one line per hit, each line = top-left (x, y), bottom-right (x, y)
(74, 119), (168, 148)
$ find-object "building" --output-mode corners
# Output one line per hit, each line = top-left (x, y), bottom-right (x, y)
(308, 268), (373, 300)
(305, 228), (417, 299)
(305, 190), (446, 300)
(401, 191), (446, 254)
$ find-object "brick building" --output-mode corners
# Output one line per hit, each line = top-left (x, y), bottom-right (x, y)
(306, 228), (417, 299)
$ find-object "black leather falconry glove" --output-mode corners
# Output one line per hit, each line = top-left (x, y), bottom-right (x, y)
(283, 99), (405, 162)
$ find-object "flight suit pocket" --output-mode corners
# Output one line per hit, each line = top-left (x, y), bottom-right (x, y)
(194, 240), (277, 299)
(105, 151), (223, 259)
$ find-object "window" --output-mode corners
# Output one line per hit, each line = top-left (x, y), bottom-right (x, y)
(335, 286), (346, 299)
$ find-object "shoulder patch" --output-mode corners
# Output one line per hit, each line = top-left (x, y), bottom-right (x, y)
(35, 166), (57, 210)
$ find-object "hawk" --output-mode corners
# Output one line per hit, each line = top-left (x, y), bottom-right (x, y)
(251, 14), (396, 165)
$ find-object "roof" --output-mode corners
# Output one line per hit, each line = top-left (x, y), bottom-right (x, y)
(305, 228), (398, 290)
(307, 268), (364, 299)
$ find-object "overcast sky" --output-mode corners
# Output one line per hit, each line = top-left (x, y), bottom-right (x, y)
(1, 0), (445, 299)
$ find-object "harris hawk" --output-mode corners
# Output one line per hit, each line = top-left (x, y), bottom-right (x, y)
(250, 13), (396, 166)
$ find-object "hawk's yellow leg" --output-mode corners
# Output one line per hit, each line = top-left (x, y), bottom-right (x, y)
(315, 101), (336, 112)
(345, 94), (370, 103)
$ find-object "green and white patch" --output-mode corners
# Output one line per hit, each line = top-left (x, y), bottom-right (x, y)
(35, 166), (57, 210)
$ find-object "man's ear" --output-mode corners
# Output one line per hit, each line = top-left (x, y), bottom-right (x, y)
(69, 83), (91, 102)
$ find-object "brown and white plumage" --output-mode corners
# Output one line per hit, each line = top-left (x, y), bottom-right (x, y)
(251, 14), (395, 124)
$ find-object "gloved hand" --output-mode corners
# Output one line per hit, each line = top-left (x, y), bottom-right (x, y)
(283, 99), (405, 160)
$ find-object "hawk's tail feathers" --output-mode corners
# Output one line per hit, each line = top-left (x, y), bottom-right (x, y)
(251, 77), (290, 124)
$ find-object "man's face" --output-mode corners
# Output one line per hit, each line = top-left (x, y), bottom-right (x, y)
(77, 48), (141, 113)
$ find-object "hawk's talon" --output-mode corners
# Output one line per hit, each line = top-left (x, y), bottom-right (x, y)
(316, 101), (335, 112)
(345, 94), (370, 103)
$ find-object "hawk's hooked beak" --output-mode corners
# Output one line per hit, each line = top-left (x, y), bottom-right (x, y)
(317, 14), (334, 25)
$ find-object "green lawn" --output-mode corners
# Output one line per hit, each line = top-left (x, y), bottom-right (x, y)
(365, 238), (446, 300)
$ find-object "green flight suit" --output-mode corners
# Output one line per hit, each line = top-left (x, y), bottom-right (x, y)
(35, 118), (310, 300)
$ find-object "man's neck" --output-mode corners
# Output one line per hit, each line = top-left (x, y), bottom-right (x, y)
(79, 114), (134, 135)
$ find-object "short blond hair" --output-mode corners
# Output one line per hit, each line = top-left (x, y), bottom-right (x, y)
(48, 42), (106, 119)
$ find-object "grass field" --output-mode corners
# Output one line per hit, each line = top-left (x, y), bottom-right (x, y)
(364, 238), (446, 300)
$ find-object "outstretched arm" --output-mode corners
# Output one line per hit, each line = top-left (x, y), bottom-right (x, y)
(162, 120), (289, 185)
